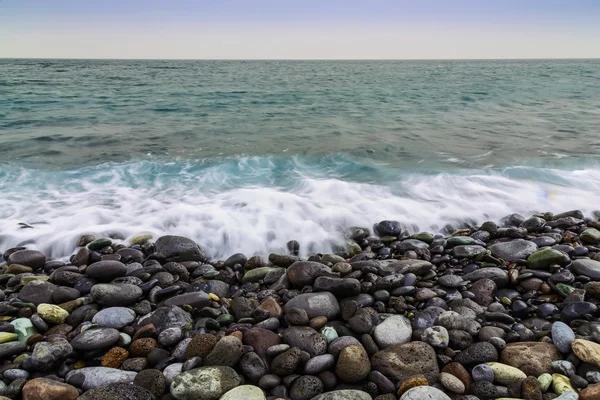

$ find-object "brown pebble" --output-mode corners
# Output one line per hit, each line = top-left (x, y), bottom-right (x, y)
(580, 382), (600, 400)
(230, 331), (243, 341)
(397, 377), (428, 396)
(21, 377), (79, 400)
(130, 338), (158, 358)
(5, 264), (33, 274)
(132, 323), (157, 341)
(186, 334), (218, 359)
(26, 334), (44, 346)
(309, 316), (328, 331)
(101, 347), (129, 368)
(539, 283), (552, 295)
(441, 362), (472, 392)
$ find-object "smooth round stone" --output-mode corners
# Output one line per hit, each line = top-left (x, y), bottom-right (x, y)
(373, 315), (412, 348)
(91, 307), (136, 329)
(71, 328), (120, 351)
(531, 236), (557, 247)
(571, 259), (600, 280)
(538, 373), (553, 391)
(552, 321), (575, 353)
(487, 362), (527, 385)
(86, 260), (127, 282)
(3, 369), (29, 380)
(220, 385), (266, 400)
(472, 364), (494, 382)
(37, 304), (69, 324)
(439, 371), (465, 394)
(400, 386), (451, 400)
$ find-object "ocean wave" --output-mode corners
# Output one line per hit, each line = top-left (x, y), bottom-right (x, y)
(1, 156), (599, 261)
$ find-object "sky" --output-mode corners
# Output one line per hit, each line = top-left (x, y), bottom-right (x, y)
(1, 0), (599, 59)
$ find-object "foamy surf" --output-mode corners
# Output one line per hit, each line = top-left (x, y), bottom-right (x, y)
(1, 156), (599, 261)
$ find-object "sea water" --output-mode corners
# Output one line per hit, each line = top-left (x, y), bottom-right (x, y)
(1, 59), (599, 259)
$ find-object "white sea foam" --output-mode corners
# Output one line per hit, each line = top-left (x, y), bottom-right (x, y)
(1, 159), (600, 261)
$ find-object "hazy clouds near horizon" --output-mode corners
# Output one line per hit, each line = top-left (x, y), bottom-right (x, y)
(1, 0), (599, 59)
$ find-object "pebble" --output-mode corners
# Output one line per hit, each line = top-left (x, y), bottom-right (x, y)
(169, 366), (241, 400)
(65, 367), (137, 391)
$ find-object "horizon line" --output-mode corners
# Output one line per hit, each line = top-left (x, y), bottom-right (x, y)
(2, 57), (600, 61)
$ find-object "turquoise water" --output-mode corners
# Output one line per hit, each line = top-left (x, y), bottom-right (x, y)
(1, 59), (600, 259)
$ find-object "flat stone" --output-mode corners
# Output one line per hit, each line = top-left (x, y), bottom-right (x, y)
(21, 377), (79, 400)
(90, 284), (143, 307)
(489, 239), (538, 262)
(71, 328), (121, 351)
(163, 292), (211, 309)
(501, 342), (561, 376)
(371, 341), (439, 383)
(66, 367), (137, 391)
(79, 382), (155, 400)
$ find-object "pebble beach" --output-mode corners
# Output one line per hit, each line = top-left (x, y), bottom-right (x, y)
(2, 210), (600, 400)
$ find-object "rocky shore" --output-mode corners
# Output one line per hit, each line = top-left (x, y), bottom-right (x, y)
(2, 210), (600, 399)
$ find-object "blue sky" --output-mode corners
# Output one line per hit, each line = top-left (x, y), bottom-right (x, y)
(1, 0), (599, 59)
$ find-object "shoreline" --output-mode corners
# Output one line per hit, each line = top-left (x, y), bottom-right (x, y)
(1, 209), (600, 399)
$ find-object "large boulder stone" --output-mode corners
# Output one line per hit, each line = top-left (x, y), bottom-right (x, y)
(500, 342), (561, 376)
(371, 341), (439, 383)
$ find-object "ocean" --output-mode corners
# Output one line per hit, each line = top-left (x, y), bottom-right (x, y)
(1, 59), (600, 260)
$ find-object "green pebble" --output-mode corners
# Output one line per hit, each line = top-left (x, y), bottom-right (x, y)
(87, 237), (113, 251)
(538, 373), (552, 391)
(411, 232), (434, 244)
(0, 332), (18, 344)
(447, 236), (476, 246)
(10, 318), (36, 343)
(581, 228), (600, 244)
(217, 314), (235, 325)
(37, 303), (69, 324)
